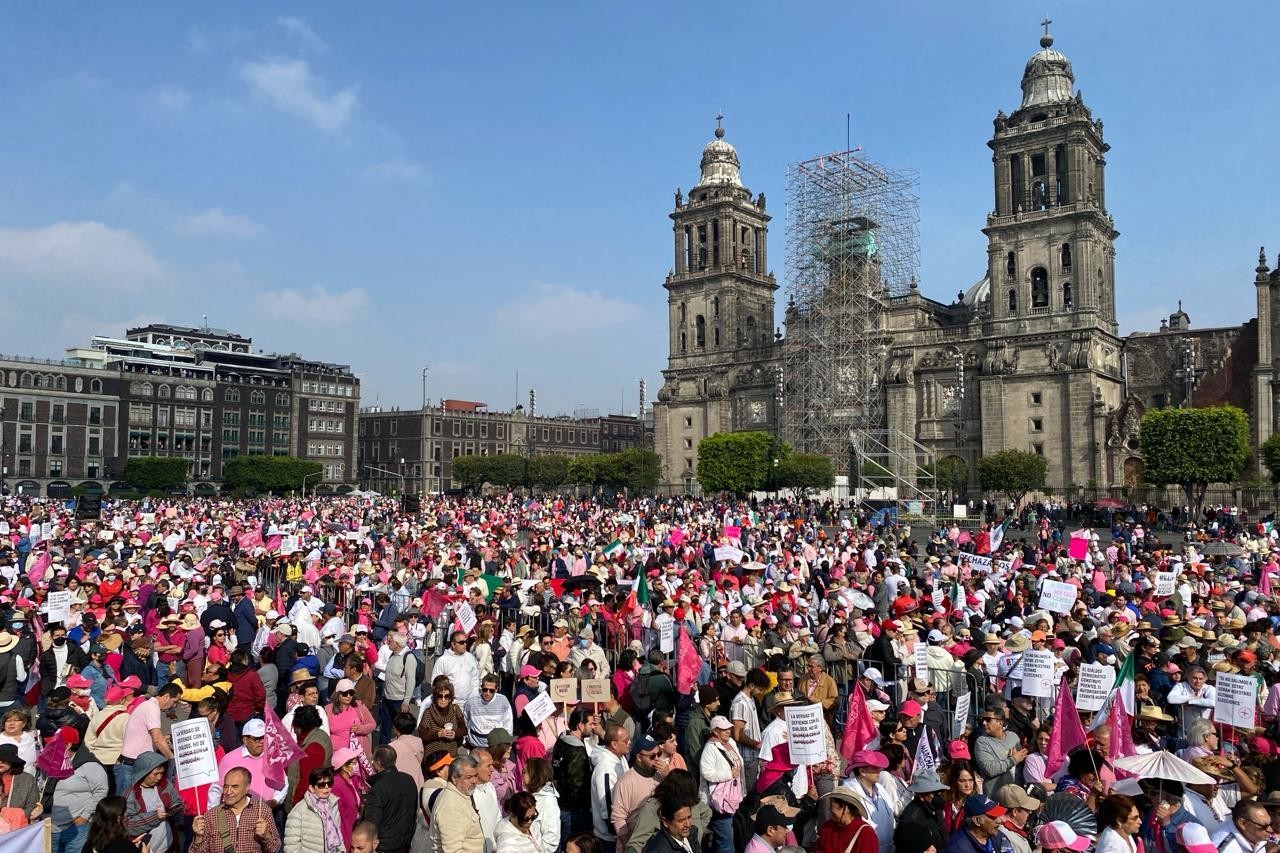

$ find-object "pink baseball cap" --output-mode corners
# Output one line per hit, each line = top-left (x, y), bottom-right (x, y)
(948, 739), (971, 760)
(848, 749), (889, 770)
(899, 699), (923, 718)
(1038, 821), (1091, 852)
(519, 664), (540, 678)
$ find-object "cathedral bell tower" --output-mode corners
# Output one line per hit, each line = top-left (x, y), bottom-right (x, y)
(653, 119), (780, 491)
(983, 22), (1118, 336)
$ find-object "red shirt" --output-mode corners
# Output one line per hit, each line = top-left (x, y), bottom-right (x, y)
(814, 817), (878, 853)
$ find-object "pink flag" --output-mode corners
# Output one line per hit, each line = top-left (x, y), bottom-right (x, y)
(723, 525), (741, 541)
(300, 510), (314, 522)
(237, 527), (263, 551)
(262, 704), (303, 790)
(423, 589), (450, 620)
(839, 684), (878, 765)
(1068, 536), (1089, 560)
(669, 528), (684, 547)
(1045, 675), (1087, 776)
(1261, 564), (1273, 597)
(29, 550), (51, 579)
(1107, 691), (1136, 772)
(957, 530), (972, 545)
(263, 535), (282, 552)
(676, 627), (699, 695)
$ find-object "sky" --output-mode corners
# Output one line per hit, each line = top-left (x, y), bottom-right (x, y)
(1, 2), (1278, 416)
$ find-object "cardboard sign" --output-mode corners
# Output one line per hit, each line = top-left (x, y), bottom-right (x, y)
(550, 678), (579, 704)
(1215, 672), (1258, 727)
(1039, 580), (1079, 614)
(1154, 572), (1176, 597)
(953, 692), (971, 739)
(783, 703), (826, 765)
(581, 679), (610, 704)
(0, 522), (10, 535)
(172, 717), (219, 790)
(931, 587), (945, 609)
(45, 591), (72, 626)
(1021, 650), (1055, 698)
(454, 602), (477, 635)
(713, 546), (744, 563)
(280, 535), (299, 556)
(659, 620), (675, 653)
(1075, 662), (1115, 712)
(41, 522), (53, 539)
(524, 692), (556, 727)
(914, 645), (930, 681)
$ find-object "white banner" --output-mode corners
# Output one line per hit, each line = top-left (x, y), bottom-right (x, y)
(713, 546), (744, 563)
(959, 553), (992, 572)
(1021, 650), (1054, 697)
(280, 535), (299, 556)
(1215, 672), (1258, 727)
(1075, 662), (1116, 712)
(1039, 580), (1079, 614)
(1154, 572), (1176, 597)
(0, 823), (44, 852)
(659, 620), (674, 653)
(524, 692), (556, 727)
(784, 703), (826, 765)
(45, 590), (72, 625)
(454, 602), (477, 635)
(953, 692), (971, 739)
(172, 717), (219, 790)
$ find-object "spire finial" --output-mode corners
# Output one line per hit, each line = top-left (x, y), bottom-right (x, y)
(1258, 246), (1270, 275)
(1039, 17), (1054, 48)
(715, 112), (725, 139)
(1178, 299), (1183, 312)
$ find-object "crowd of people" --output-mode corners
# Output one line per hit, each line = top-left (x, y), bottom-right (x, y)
(0, 491), (1279, 853)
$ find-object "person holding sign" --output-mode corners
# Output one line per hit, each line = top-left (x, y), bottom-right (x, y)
(192, 766), (280, 853)
(1167, 666), (1216, 737)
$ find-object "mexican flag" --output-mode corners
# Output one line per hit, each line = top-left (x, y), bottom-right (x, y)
(603, 539), (625, 559)
(989, 516), (1013, 552)
(635, 571), (650, 606)
(1088, 651), (1136, 732)
(475, 574), (506, 602)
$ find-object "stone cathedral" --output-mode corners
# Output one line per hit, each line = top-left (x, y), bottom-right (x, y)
(654, 29), (1280, 494)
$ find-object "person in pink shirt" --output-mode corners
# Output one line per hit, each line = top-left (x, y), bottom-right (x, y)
(118, 682), (182, 795)
(210, 719), (289, 808)
(325, 678), (376, 771)
(330, 747), (364, 849)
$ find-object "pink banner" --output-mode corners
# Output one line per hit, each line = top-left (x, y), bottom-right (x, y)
(1045, 675), (1086, 776)
(1068, 536), (1089, 560)
(669, 528), (684, 547)
(723, 525), (741, 541)
(676, 627), (700, 694)
(237, 528), (263, 551)
(262, 704), (303, 790)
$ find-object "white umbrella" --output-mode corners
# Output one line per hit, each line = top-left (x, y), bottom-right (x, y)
(850, 591), (875, 611)
(1112, 751), (1216, 785)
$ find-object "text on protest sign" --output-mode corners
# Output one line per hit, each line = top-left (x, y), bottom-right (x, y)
(524, 692), (556, 728)
(1074, 662), (1116, 712)
(1020, 650), (1055, 698)
(953, 693), (971, 739)
(172, 717), (219, 790)
(580, 679), (610, 704)
(549, 678), (579, 704)
(783, 703), (827, 765)
(454, 602), (478, 635)
(1214, 672), (1258, 728)
(1039, 580), (1079, 614)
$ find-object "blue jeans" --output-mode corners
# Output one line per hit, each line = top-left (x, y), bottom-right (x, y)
(114, 762), (133, 796)
(710, 815), (734, 853)
(54, 821), (88, 853)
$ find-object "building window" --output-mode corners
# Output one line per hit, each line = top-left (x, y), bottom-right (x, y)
(1032, 443), (1044, 456)
(158, 384), (171, 399)
(1030, 267), (1049, 308)
(695, 315), (706, 348)
(250, 390), (265, 405)
(18, 402), (32, 422)
(88, 435), (101, 456)
(223, 411), (240, 426)
(683, 416), (692, 428)
(1031, 418), (1043, 432)
(1062, 281), (1073, 309)
(1030, 392), (1042, 406)
(225, 388), (239, 403)
(157, 408), (169, 428)
(51, 404), (64, 423)
(1007, 288), (1017, 314)
(91, 379), (102, 394)
(49, 460), (62, 477)
(276, 393), (289, 406)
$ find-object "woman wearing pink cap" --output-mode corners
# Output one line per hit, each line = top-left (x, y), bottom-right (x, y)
(326, 678), (376, 777)
(1037, 820), (1092, 853)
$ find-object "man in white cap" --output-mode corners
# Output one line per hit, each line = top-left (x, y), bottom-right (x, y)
(209, 719), (289, 808)
(287, 586), (321, 626)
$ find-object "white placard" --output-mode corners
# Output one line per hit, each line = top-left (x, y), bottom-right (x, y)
(141, 513), (155, 526)
(931, 587), (945, 609)
(1154, 572), (1176, 597)
(45, 591), (72, 625)
(1075, 662), (1116, 712)
(952, 505), (967, 519)
(960, 553), (993, 572)
(953, 692), (971, 739)
(454, 602), (477, 635)
(659, 620), (674, 653)
(27, 526), (41, 544)
(280, 535), (298, 556)
(41, 522), (53, 539)
(713, 546), (744, 563)
(914, 645), (930, 681)
(524, 692), (556, 727)
(1214, 672), (1258, 727)
(0, 522), (9, 535)
(1021, 650), (1054, 698)
(1039, 580), (1079, 614)
(111, 517), (124, 531)
(172, 717), (219, 790)
(783, 703), (826, 765)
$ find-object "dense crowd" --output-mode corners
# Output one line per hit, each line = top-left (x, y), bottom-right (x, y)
(1, 491), (1279, 853)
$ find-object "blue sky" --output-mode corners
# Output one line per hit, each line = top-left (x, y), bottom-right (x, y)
(1, 3), (1276, 415)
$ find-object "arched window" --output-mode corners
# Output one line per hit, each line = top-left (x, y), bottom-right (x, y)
(695, 315), (706, 348)
(250, 390), (265, 405)
(678, 302), (686, 324)
(226, 388), (239, 403)
(1030, 267), (1049, 308)
(1007, 288), (1017, 314)
(745, 315), (756, 344)
(19, 373), (32, 388)
(1062, 281), (1073, 309)
(1060, 243), (1072, 273)
(35, 375), (47, 389)
(90, 379), (102, 393)
(276, 393), (289, 407)
(158, 384), (171, 399)
(55, 376), (66, 390)
(1005, 252), (1016, 280)
(202, 388), (213, 402)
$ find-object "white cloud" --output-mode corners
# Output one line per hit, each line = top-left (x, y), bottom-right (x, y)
(149, 85), (191, 112)
(178, 207), (263, 238)
(239, 58), (357, 132)
(257, 286), (371, 326)
(360, 157), (426, 184)
(0, 221), (163, 290)
(498, 284), (639, 332)
(277, 17), (328, 54)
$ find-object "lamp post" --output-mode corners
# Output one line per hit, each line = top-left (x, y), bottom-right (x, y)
(302, 470), (323, 498)
(363, 465), (405, 496)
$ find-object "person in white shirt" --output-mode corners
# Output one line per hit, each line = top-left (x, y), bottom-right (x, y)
(471, 747), (501, 853)
(287, 586), (323, 625)
(1167, 666), (1216, 736)
(591, 723), (630, 847)
(435, 630), (480, 701)
(1213, 800), (1272, 853)
(464, 675), (514, 747)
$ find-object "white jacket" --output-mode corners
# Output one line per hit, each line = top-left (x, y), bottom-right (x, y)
(530, 784), (560, 853)
(590, 746), (628, 841)
(699, 737), (742, 802)
(495, 817), (545, 853)
(434, 650), (480, 700)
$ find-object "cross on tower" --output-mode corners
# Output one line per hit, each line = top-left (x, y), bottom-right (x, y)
(1041, 17), (1053, 36)
(716, 112), (724, 130)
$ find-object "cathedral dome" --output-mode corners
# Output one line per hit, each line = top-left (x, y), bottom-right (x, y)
(697, 123), (742, 188)
(1020, 31), (1075, 109)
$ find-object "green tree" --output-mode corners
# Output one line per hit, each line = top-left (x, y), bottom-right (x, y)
(596, 448), (662, 492)
(1140, 405), (1250, 515)
(567, 455), (600, 488)
(1260, 434), (1280, 484)
(777, 453), (834, 492)
(976, 449), (1047, 508)
(920, 457), (970, 494)
(696, 431), (774, 495)
(123, 457), (189, 492)
(223, 456), (323, 494)
(529, 454), (570, 490)
(450, 455), (488, 493)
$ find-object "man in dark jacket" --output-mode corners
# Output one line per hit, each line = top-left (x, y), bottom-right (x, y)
(230, 585), (257, 651)
(944, 795), (1011, 853)
(683, 684), (719, 780)
(40, 623), (88, 699)
(362, 746), (416, 853)
(637, 650), (676, 725)
(895, 770), (948, 853)
(552, 707), (597, 838)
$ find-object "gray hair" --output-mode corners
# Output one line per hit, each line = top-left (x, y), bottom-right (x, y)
(449, 753), (480, 781)
(1186, 718), (1215, 746)
(808, 654), (825, 669)
(389, 631), (407, 647)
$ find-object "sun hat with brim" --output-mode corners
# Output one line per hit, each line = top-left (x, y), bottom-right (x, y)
(0, 744), (23, 771)
(290, 669), (317, 686)
(996, 784), (1042, 811)
(1136, 705), (1175, 723)
(1176, 823), (1217, 853)
(823, 785), (870, 816)
(849, 750), (889, 770)
(1004, 635), (1030, 653)
(331, 747), (360, 770)
(488, 727), (514, 747)
(0, 633), (17, 654)
(907, 770), (948, 794)
(1038, 821), (1091, 851)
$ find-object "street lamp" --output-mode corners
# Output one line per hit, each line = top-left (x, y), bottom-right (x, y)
(302, 470), (323, 498)
(363, 465), (405, 496)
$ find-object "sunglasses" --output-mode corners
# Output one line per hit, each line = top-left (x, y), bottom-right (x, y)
(313, 781), (332, 789)
(480, 687), (496, 694)
(339, 690), (355, 697)
(435, 693), (454, 700)
(521, 811), (538, 823)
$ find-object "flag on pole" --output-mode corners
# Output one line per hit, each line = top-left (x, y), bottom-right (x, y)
(475, 574), (506, 602)
(1089, 653), (1137, 730)
(839, 684), (878, 765)
(1106, 688), (1137, 771)
(262, 705), (303, 790)
(989, 517), (1013, 552)
(1045, 674), (1087, 777)
(603, 539), (625, 559)
(676, 627), (699, 694)
(912, 728), (937, 775)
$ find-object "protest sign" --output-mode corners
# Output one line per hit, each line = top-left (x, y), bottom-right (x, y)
(713, 546), (744, 564)
(1039, 580), (1078, 614)
(172, 717), (219, 790)
(953, 693), (971, 739)
(784, 703), (826, 765)
(550, 678), (579, 704)
(581, 679), (610, 704)
(1154, 572), (1176, 597)
(931, 587), (945, 609)
(454, 602), (477, 635)
(915, 645), (930, 681)
(1075, 662), (1115, 712)
(1020, 650), (1054, 698)
(960, 553), (993, 572)
(524, 693), (556, 727)
(1215, 672), (1258, 727)
(280, 535), (298, 555)
(45, 591), (72, 625)
(659, 620), (675, 653)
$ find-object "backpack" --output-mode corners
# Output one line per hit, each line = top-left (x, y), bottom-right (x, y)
(630, 668), (654, 716)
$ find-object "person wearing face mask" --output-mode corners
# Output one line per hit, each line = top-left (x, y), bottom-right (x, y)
(568, 627), (611, 678)
(40, 623), (89, 700)
(895, 770), (948, 853)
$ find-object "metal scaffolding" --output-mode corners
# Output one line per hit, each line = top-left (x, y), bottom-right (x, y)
(782, 150), (920, 480)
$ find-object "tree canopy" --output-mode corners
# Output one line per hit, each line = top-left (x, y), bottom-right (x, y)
(222, 456), (323, 494)
(122, 457), (189, 492)
(1140, 405), (1250, 514)
(1262, 433), (1280, 484)
(976, 449), (1047, 508)
(777, 453), (834, 492)
(696, 431), (778, 495)
(920, 456), (970, 494)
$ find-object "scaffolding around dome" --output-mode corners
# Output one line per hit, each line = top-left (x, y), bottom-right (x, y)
(782, 149), (920, 486)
